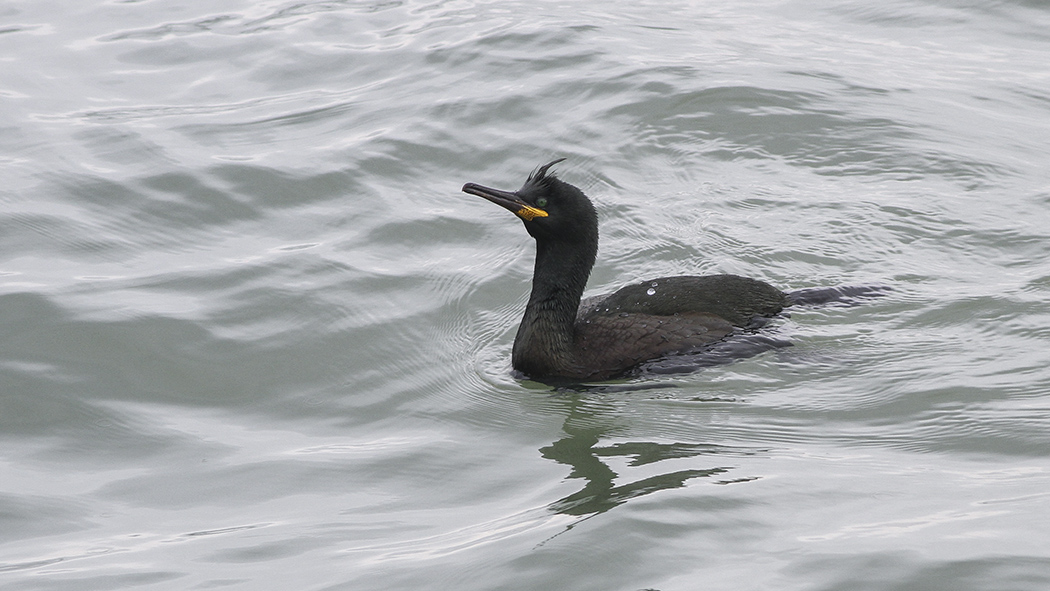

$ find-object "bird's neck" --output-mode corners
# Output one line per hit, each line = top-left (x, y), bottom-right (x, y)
(512, 236), (596, 377)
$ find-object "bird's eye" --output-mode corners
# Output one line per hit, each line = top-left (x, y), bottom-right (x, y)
(536, 197), (548, 207)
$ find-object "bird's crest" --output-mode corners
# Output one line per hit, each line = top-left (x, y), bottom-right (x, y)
(527, 158), (567, 184)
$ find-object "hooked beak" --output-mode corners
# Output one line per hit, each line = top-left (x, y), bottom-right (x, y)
(462, 182), (548, 221)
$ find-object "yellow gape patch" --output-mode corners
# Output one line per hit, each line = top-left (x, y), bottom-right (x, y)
(515, 206), (548, 221)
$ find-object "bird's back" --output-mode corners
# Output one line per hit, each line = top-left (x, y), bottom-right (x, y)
(580, 274), (787, 326)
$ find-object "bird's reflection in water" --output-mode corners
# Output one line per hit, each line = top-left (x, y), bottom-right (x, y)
(539, 393), (762, 519)
(541, 435), (733, 516)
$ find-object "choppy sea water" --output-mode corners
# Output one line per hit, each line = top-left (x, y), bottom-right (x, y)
(3, 1), (1050, 589)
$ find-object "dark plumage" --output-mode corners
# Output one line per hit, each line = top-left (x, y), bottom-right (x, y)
(462, 159), (864, 382)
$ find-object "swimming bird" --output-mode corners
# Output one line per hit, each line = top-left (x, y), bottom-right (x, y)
(463, 159), (871, 382)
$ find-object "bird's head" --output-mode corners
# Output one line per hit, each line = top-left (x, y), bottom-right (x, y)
(463, 159), (597, 244)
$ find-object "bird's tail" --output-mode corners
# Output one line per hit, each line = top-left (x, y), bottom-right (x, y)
(786, 284), (891, 307)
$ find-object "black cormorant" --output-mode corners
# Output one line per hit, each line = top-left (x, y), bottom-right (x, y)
(463, 159), (874, 382)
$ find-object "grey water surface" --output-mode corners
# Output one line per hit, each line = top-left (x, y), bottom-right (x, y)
(3, 1), (1050, 590)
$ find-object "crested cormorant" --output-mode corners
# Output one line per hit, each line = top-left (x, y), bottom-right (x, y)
(463, 159), (872, 382)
